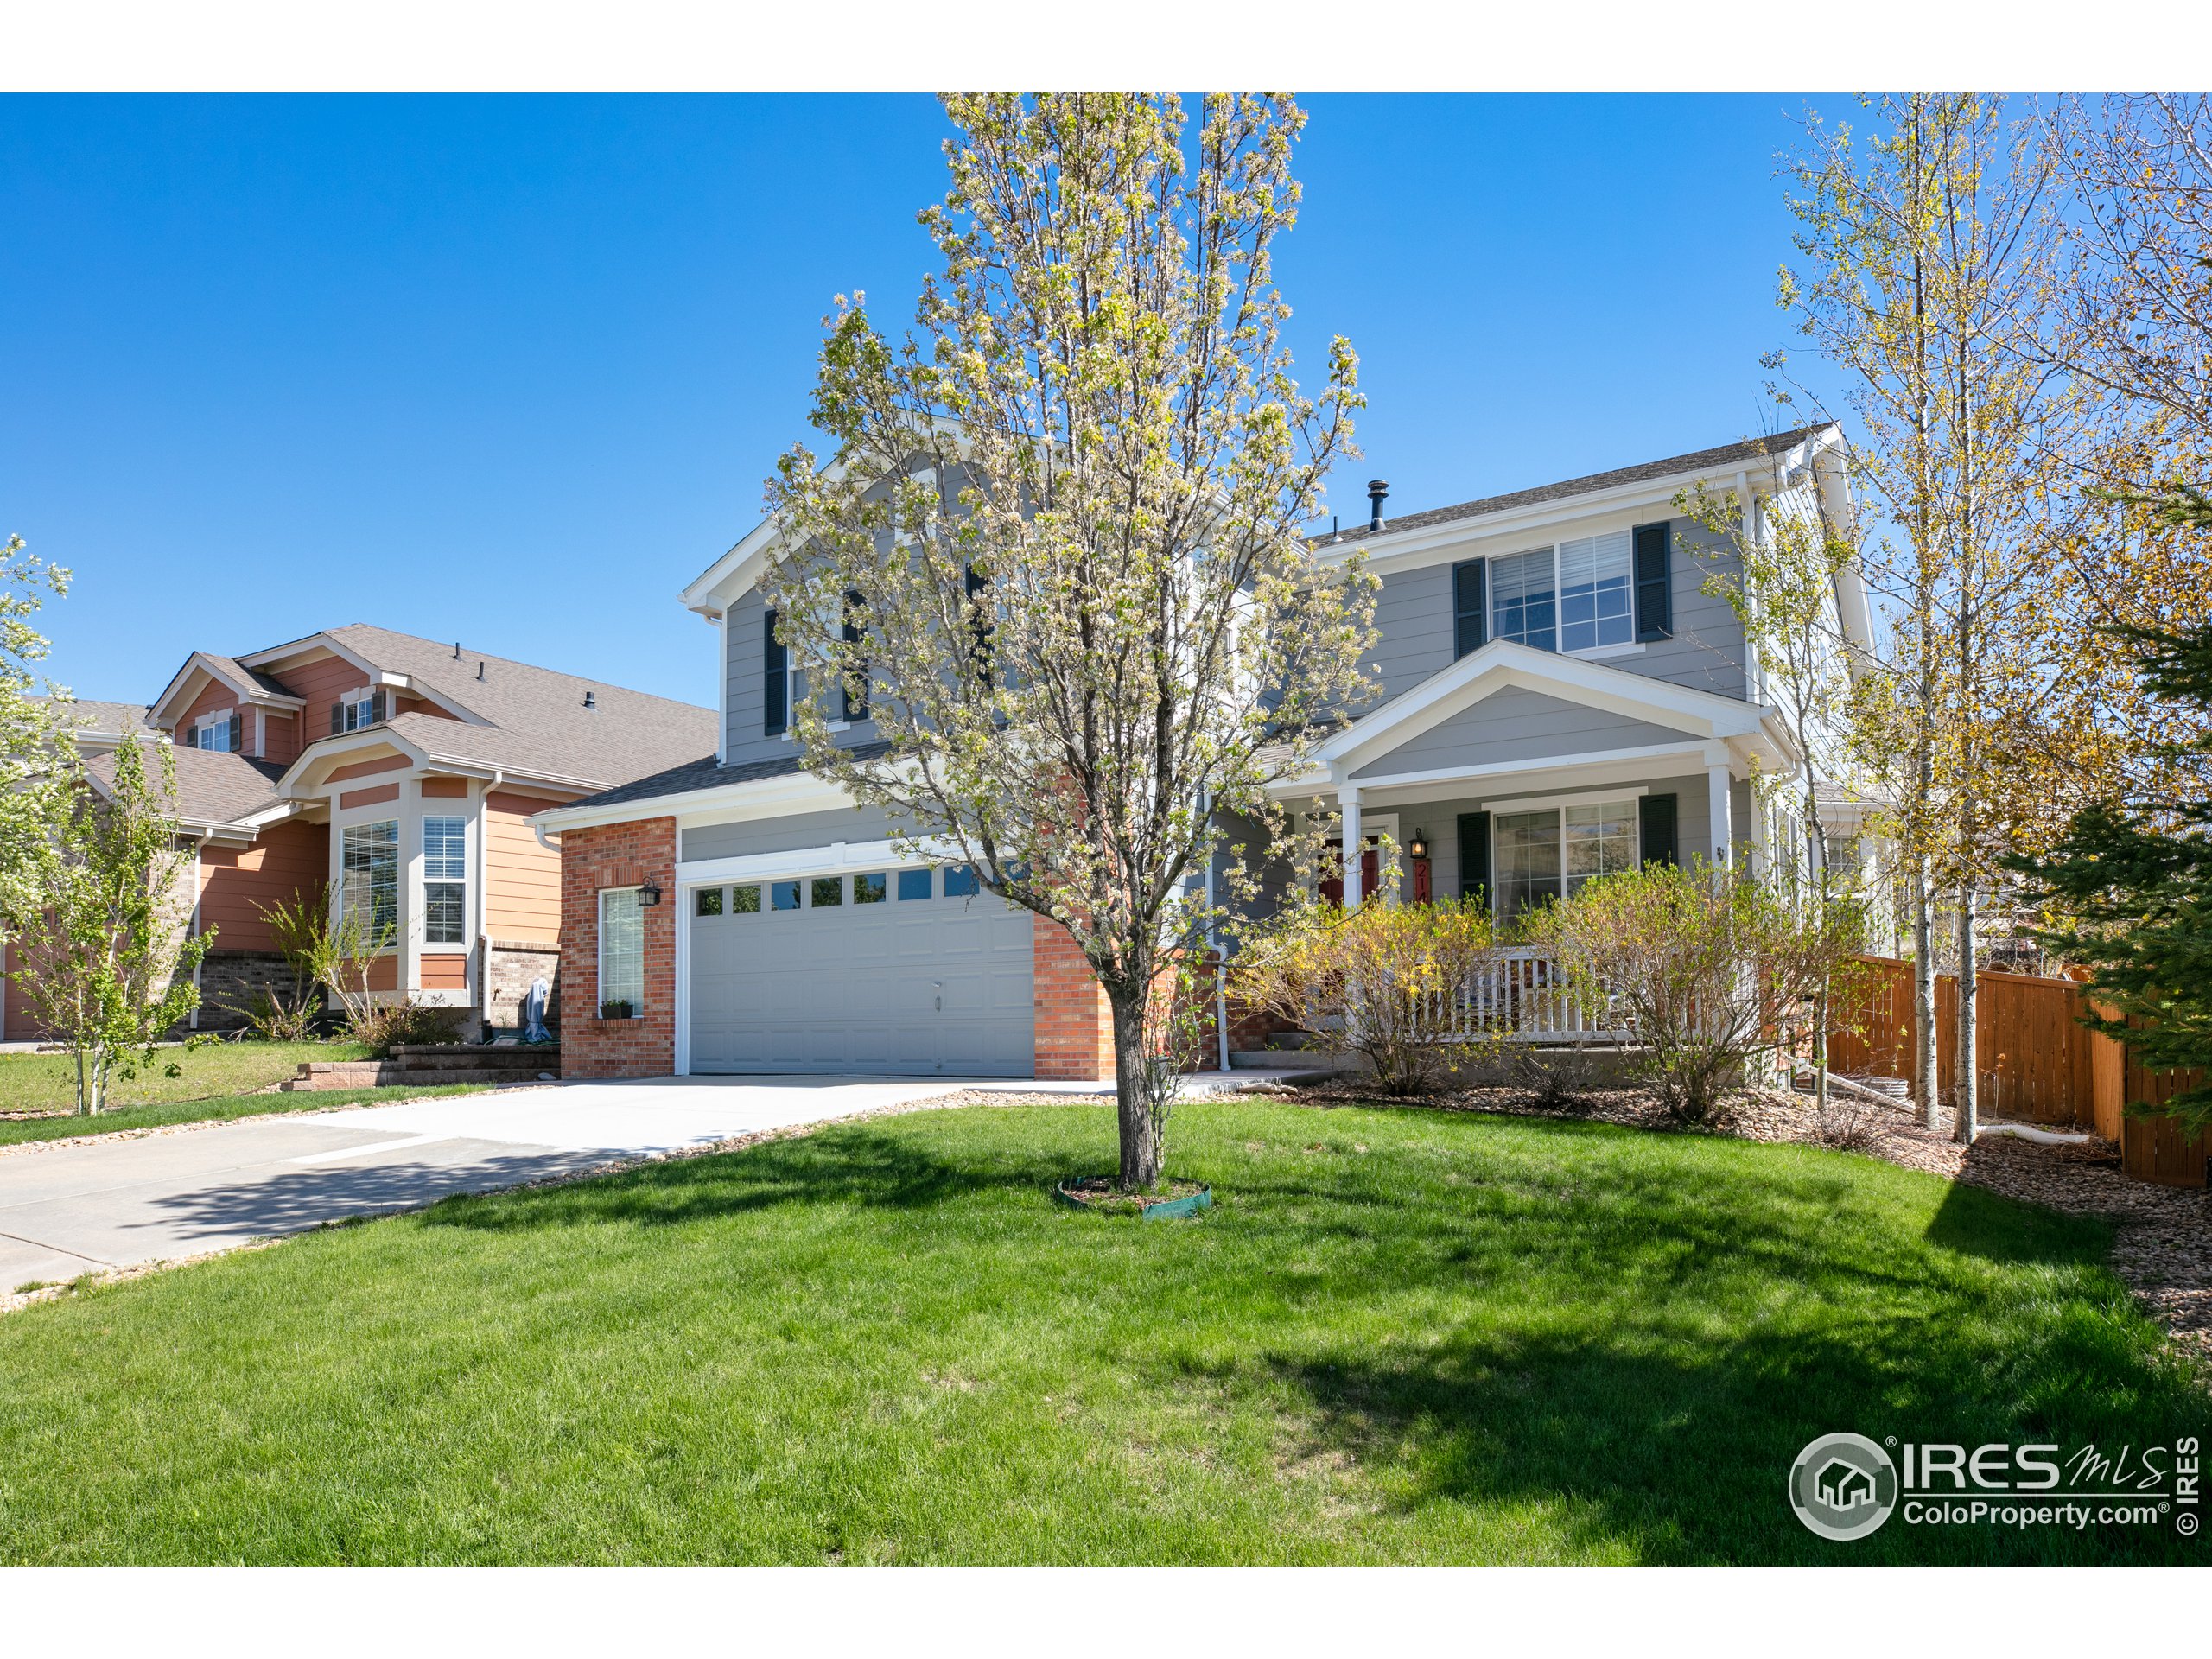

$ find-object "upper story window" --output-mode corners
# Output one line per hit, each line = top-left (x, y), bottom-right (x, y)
(1559, 531), (1635, 652)
(1448, 521), (1674, 661)
(194, 711), (238, 752)
(1490, 549), (1557, 652)
(334, 689), (380, 734)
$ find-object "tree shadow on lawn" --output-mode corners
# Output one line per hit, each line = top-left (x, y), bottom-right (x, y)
(1173, 1311), (2211, 1564)
(417, 1124), (1073, 1234)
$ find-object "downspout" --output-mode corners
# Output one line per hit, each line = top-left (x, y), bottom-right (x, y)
(478, 769), (501, 1033)
(188, 832), (208, 1030)
(1204, 790), (1228, 1071)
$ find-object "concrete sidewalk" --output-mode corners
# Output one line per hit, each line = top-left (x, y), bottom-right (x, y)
(0, 1076), (983, 1289)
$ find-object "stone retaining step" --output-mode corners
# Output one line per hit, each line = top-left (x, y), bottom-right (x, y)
(285, 1046), (563, 1092)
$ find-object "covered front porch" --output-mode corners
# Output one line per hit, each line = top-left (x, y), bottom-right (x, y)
(1264, 639), (1797, 1044)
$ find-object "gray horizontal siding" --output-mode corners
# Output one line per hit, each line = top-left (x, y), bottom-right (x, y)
(1360, 515), (1751, 709)
(682, 803), (903, 863)
(721, 588), (883, 769)
(1351, 688), (1692, 780)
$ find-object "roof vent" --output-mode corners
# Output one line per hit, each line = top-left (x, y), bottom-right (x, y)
(452, 641), (461, 658)
(476, 661), (486, 681)
(1367, 480), (1389, 532)
(583, 690), (597, 709)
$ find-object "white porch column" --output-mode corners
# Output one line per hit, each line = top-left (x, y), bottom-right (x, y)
(1340, 788), (1363, 910)
(1707, 758), (1733, 869)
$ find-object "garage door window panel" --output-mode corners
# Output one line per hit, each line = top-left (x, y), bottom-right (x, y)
(696, 887), (724, 918)
(771, 880), (801, 912)
(811, 875), (844, 908)
(898, 868), (933, 901)
(730, 883), (761, 914)
(855, 872), (887, 904)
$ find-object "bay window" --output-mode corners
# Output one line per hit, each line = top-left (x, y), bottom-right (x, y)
(423, 816), (467, 945)
(341, 820), (399, 939)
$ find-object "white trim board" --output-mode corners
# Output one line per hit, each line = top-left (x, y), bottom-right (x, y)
(1481, 785), (1649, 815)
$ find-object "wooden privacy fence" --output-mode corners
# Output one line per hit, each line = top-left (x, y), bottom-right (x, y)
(1826, 955), (2207, 1187)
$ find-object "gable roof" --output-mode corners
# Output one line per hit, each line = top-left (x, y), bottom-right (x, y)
(1321, 423), (1840, 548)
(83, 744), (289, 832)
(38, 696), (160, 743)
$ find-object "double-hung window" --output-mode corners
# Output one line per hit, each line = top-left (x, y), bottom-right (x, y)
(1558, 531), (1635, 652)
(1491, 798), (1640, 918)
(337, 690), (378, 734)
(422, 816), (467, 945)
(599, 887), (645, 1013)
(1490, 549), (1557, 652)
(341, 820), (399, 940)
(195, 711), (238, 752)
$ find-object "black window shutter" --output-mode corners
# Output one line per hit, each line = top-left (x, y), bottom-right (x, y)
(842, 588), (868, 723)
(1457, 811), (1491, 906)
(1452, 559), (1488, 658)
(964, 565), (994, 688)
(762, 608), (788, 735)
(1639, 793), (1678, 868)
(228, 712), (243, 753)
(330, 700), (343, 736)
(1633, 522), (1673, 641)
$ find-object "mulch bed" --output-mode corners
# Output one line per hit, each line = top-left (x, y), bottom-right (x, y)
(1056, 1175), (1209, 1215)
(1240, 1074), (2212, 1364)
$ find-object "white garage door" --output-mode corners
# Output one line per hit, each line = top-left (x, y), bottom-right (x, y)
(688, 866), (1035, 1075)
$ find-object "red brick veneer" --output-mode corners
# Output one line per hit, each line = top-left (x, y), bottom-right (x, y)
(1031, 912), (1115, 1080)
(558, 816), (677, 1078)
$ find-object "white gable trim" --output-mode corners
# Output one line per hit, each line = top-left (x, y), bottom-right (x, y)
(1313, 639), (1772, 783)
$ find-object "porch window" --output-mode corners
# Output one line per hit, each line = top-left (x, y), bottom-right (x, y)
(1492, 810), (1561, 919)
(1563, 800), (1639, 894)
(599, 887), (645, 1012)
(1558, 531), (1635, 652)
(1491, 798), (1640, 918)
(341, 820), (399, 939)
(1490, 550), (1557, 652)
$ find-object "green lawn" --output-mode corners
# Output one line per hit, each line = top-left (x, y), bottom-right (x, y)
(0, 1083), (490, 1149)
(0, 1039), (374, 1114)
(0, 1099), (2202, 1564)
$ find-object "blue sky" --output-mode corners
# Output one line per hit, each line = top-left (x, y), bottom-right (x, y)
(3, 93), (1836, 710)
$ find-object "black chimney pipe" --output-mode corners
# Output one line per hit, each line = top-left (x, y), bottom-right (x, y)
(1367, 479), (1389, 532)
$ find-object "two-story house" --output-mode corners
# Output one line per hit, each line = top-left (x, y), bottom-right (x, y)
(2, 626), (717, 1042)
(537, 423), (1867, 1082)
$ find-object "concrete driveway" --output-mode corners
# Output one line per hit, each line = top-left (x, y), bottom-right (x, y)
(0, 1076), (981, 1291)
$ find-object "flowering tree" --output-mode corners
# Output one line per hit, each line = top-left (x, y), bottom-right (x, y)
(10, 738), (209, 1116)
(765, 95), (1376, 1189)
(1, 535), (73, 924)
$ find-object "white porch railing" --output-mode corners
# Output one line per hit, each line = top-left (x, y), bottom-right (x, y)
(1439, 947), (1633, 1044)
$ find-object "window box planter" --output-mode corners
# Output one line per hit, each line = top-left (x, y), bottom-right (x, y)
(598, 1000), (636, 1020)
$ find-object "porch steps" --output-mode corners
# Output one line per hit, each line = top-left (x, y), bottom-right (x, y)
(283, 1044), (563, 1092)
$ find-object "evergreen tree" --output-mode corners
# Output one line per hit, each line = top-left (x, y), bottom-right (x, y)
(2007, 487), (2212, 1131)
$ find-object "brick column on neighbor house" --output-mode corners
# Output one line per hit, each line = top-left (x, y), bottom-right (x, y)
(1031, 912), (1114, 1080)
(558, 815), (677, 1079)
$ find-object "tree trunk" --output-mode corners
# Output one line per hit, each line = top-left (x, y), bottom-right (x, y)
(1912, 859), (1939, 1130)
(1106, 981), (1164, 1192)
(1954, 886), (1979, 1145)
(74, 1048), (92, 1117)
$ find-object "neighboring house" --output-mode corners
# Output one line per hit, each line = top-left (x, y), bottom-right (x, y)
(536, 424), (1873, 1082)
(1, 626), (715, 1041)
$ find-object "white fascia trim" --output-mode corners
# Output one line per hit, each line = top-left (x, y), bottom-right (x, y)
(277, 730), (432, 796)
(407, 747), (604, 794)
(1280, 739), (1717, 801)
(1314, 641), (1770, 778)
(1482, 784), (1649, 815)
(677, 835), (952, 887)
(533, 771), (855, 836)
(1330, 428), (1845, 577)
(149, 652), (305, 724)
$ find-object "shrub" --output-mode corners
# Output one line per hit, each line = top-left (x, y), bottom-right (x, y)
(1236, 899), (1505, 1096)
(352, 1001), (461, 1054)
(1529, 860), (1867, 1125)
